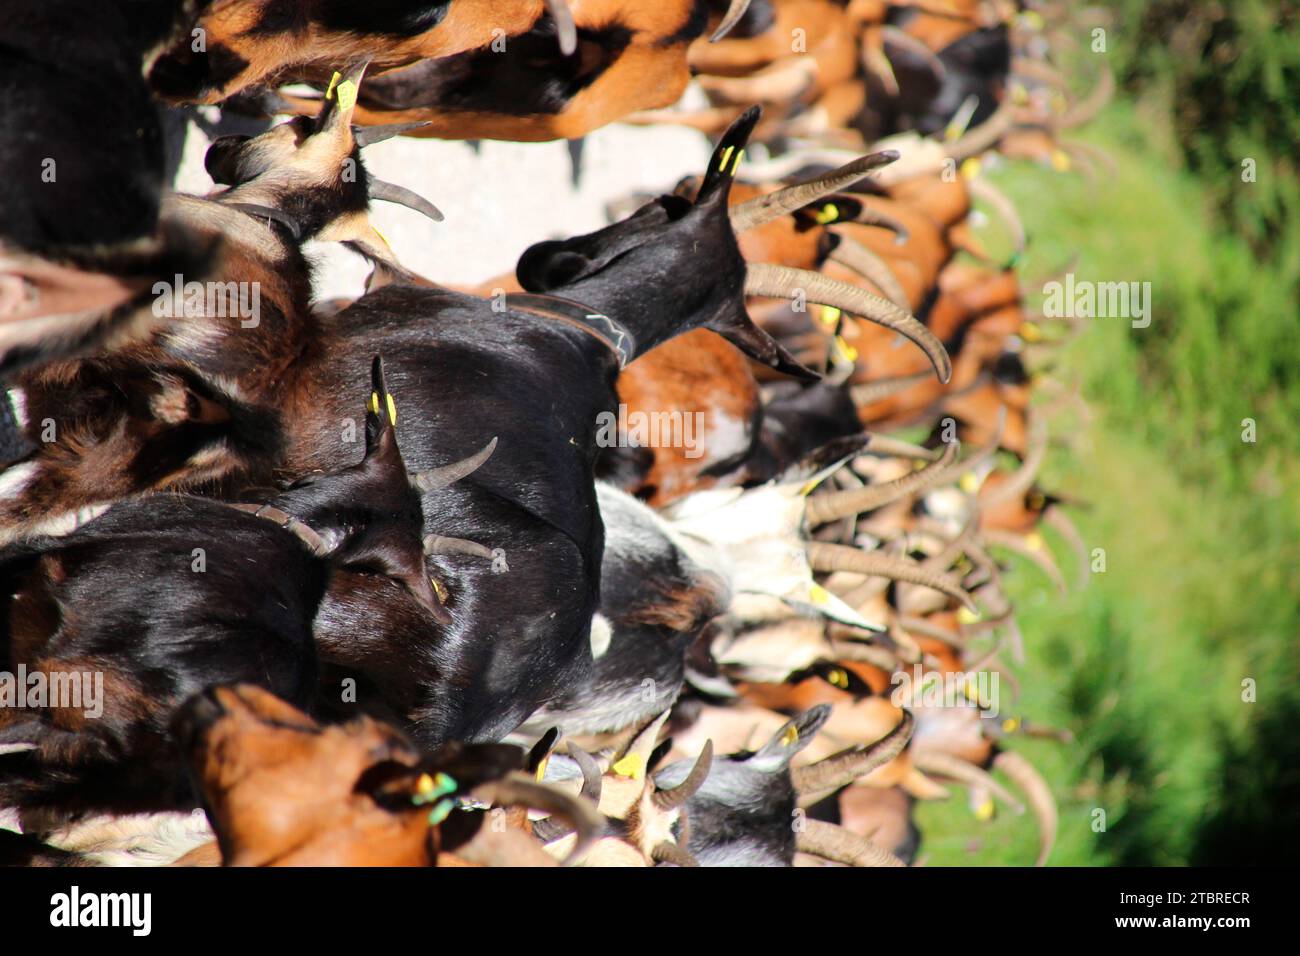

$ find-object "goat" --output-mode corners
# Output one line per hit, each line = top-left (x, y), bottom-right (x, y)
(0, 357), (440, 821)
(173, 683), (601, 866)
(253, 1), (756, 141)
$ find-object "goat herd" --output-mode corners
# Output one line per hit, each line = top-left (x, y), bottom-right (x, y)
(0, 0), (1108, 867)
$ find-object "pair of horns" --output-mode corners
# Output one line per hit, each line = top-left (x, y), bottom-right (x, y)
(806, 407), (1007, 525)
(726, 151), (951, 382)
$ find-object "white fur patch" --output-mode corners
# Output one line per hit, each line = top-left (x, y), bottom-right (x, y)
(0, 460), (37, 500)
(589, 613), (613, 659)
(7, 387), (27, 429)
(47, 811), (215, 867)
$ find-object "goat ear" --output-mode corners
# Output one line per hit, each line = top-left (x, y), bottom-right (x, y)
(204, 135), (254, 185)
(363, 354), (397, 454)
(750, 704), (831, 770)
(526, 728), (561, 779)
(314, 61), (367, 139)
(706, 304), (821, 381)
(515, 241), (592, 292)
(694, 105), (762, 209)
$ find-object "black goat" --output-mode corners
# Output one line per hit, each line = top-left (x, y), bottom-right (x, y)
(655, 705), (830, 866)
(0, 357), (436, 821)
(260, 108), (814, 747)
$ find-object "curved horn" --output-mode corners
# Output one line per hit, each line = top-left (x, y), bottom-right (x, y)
(793, 711), (915, 796)
(982, 529), (1067, 594)
(805, 542), (976, 611)
(851, 370), (932, 406)
(422, 535), (494, 560)
(797, 819), (905, 867)
(827, 238), (910, 309)
(745, 263), (950, 382)
(651, 841), (700, 866)
(354, 121), (433, 147)
(368, 179), (444, 223)
(710, 0), (754, 42)
(912, 751), (1025, 813)
(412, 437), (498, 492)
(1010, 56), (1070, 91)
(226, 504), (330, 556)
(993, 750), (1057, 866)
(1043, 505), (1089, 591)
(847, 207), (910, 243)
(980, 413), (1047, 507)
(1054, 61), (1115, 129)
(966, 177), (1026, 256)
(471, 773), (604, 866)
(652, 741), (713, 811)
(945, 96), (1016, 161)
(865, 434), (942, 460)
(568, 743), (604, 805)
(805, 439), (960, 525)
(729, 151), (899, 232)
(543, 0), (578, 56)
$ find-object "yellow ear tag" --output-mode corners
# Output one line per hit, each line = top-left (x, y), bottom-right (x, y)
(368, 392), (380, 415)
(612, 753), (644, 780)
(1020, 321), (1043, 342)
(815, 204), (839, 225)
(1050, 150), (1072, 172)
(957, 606), (980, 624)
(431, 577), (448, 602)
(416, 773), (435, 797)
(372, 224), (394, 250)
(960, 157), (981, 180)
(819, 305), (841, 328)
(325, 71), (342, 100)
(974, 798), (996, 821)
(830, 668), (850, 689)
(781, 725), (800, 747)
(718, 145), (735, 173)
(730, 148), (745, 175)
(1002, 717), (1021, 733)
(834, 336), (858, 363)
(959, 471), (981, 493)
(535, 754), (550, 782)
(808, 583), (831, 606)
(1024, 532), (1044, 552)
(386, 393), (398, 426)
(335, 79), (358, 113)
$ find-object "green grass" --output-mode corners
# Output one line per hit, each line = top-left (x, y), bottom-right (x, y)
(912, 97), (1300, 866)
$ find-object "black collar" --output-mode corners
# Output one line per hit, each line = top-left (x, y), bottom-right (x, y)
(505, 292), (635, 368)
